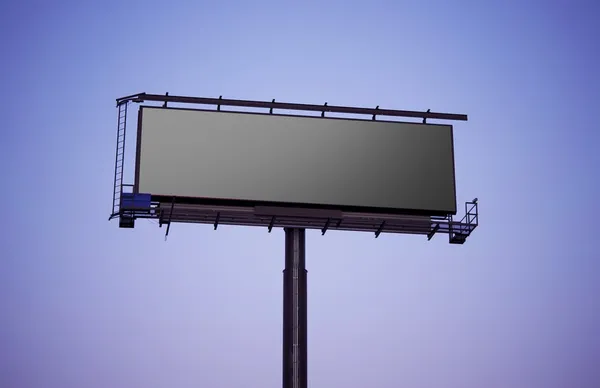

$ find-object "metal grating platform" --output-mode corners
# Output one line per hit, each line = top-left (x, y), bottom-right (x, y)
(122, 200), (478, 243)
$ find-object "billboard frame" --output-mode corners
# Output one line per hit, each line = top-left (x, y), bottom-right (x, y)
(110, 92), (479, 388)
(134, 104), (458, 217)
(111, 92), (477, 244)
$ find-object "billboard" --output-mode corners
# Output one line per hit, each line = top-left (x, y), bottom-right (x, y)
(135, 106), (456, 216)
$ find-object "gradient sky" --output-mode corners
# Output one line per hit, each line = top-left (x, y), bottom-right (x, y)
(1, 1), (599, 387)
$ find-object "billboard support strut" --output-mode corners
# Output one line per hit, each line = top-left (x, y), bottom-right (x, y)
(321, 102), (327, 117)
(165, 197), (175, 240)
(372, 105), (379, 120)
(375, 220), (386, 238)
(321, 218), (331, 235)
(283, 228), (307, 388)
(214, 212), (221, 230)
(268, 216), (276, 233)
(427, 223), (441, 240)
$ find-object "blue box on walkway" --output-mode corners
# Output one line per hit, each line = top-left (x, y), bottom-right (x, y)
(121, 193), (152, 209)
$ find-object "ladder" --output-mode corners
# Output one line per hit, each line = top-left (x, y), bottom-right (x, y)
(110, 102), (128, 219)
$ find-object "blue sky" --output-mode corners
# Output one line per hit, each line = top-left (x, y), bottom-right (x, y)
(1, 1), (599, 387)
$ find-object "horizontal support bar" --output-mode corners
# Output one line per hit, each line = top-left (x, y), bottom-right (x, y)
(255, 206), (343, 219)
(117, 92), (468, 122)
(116, 92), (145, 105)
(149, 202), (475, 237)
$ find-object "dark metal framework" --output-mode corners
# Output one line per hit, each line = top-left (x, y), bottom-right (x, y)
(117, 92), (468, 121)
(109, 92), (479, 388)
(283, 228), (307, 388)
(110, 92), (478, 244)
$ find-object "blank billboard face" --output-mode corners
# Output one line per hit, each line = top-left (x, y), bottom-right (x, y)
(135, 107), (456, 215)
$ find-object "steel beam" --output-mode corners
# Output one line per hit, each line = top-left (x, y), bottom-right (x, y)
(283, 228), (307, 388)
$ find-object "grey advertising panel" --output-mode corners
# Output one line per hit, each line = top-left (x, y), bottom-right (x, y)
(136, 106), (456, 215)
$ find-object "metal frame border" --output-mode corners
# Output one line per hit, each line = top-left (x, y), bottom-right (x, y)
(110, 92), (478, 243)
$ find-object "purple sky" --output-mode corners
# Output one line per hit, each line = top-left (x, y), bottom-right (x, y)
(1, 1), (599, 387)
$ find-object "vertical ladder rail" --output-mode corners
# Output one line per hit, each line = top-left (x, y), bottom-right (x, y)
(110, 102), (128, 219)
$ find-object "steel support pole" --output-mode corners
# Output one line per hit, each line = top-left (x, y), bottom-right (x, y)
(283, 228), (307, 388)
